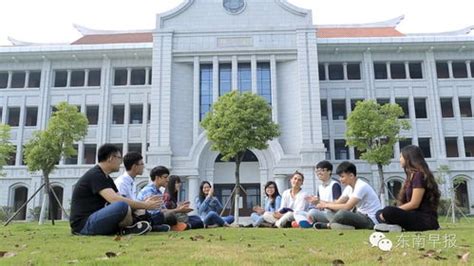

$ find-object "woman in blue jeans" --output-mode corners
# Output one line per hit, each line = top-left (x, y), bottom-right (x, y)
(195, 181), (234, 227)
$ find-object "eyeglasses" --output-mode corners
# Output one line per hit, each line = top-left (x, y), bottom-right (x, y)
(315, 168), (328, 173)
(112, 155), (122, 160)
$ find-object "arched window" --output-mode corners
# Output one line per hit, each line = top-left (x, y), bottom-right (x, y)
(13, 186), (28, 220)
(454, 178), (470, 211)
(387, 179), (403, 206)
(49, 186), (64, 220)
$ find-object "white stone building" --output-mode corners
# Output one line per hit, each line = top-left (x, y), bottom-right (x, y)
(0, 0), (473, 220)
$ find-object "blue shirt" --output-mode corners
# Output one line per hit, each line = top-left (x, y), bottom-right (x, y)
(195, 196), (223, 219)
(264, 195), (282, 212)
(136, 183), (164, 214)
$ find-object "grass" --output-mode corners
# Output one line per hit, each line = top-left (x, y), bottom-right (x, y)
(0, 219), (472, 265)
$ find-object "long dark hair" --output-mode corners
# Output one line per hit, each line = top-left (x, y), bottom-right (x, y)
(264, 181), (280, 209)
(198, 181), (211, 202)
(398, 145), (440, 211)
(165, 175), (181, 204)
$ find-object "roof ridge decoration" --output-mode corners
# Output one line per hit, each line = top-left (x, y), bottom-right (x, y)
(7, 36), (68, 46)
(73, 24), (152, 36)
(406, 25), (474, 36)
(316, 15), (404, 28)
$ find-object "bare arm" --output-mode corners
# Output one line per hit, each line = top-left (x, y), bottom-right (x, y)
(99, 188), (162, 210)
(318, 196), (358, 212)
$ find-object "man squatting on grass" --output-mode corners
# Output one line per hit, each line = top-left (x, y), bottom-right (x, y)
(70, 144), (162, 235)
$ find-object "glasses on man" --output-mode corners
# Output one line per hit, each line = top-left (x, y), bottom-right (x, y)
(315, 168), (328, 173)
(112, 155), (122, 160)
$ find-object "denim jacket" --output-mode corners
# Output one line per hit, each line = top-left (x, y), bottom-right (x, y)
(195, 196), (223, 218)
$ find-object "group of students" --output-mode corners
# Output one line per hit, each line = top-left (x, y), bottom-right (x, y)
(249, 144), (441, 232)
(69, 143), (440, 236)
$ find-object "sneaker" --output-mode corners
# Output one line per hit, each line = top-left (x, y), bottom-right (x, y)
(291, 221), (299, 228)
(152, 224), (171, 232)
(313, 222), (329, 229)
(299, 221), (312, 228)
(122, 221), (152, 235)
(330, 223), (356, 230)
(171, 222), (187, 231)
(374, 223), (402, 233)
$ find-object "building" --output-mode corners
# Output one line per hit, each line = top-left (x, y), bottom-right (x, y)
(0, 0), (473, 220)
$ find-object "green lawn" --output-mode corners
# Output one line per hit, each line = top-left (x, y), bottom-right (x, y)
(0, 219), (472, 265)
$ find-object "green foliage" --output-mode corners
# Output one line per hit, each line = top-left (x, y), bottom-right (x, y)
(0, 124), (15, 172)
(201, 91), (280, 161)
(346, 100), (410, 166)
(24, 102), (88, 175)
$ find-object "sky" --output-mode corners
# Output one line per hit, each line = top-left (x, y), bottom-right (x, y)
(1, 0), (473, 46)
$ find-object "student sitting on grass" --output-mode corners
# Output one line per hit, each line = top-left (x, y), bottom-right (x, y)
(195, 181), (234, 227)
(249, 181), (282, 227)
(263, 171), (308, 228)
(137, 166), (187, 231)
(70, 144), (161, 236)
(163, 175), (204, 229)
(374, 145), (441, 232)
(314, 161), (381, 230)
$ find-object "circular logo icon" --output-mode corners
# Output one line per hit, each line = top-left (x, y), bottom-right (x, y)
(223, 0), (246, 14)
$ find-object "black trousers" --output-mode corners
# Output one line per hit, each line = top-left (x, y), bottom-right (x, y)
(376, 206), (439, 231)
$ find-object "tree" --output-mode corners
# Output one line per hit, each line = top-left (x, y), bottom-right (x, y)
(24, 102), (88, 224)
(201, 91), (280, 224)
(345, 100), (410, 206)
(0, 124), (15, 175)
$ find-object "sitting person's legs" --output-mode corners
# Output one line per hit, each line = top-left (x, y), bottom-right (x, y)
(275, 211), (294, 228)
(203, 211), (225, 226)
(379, 206), (439, 231)
(80, 201), (130, 235)
(331, 210), (374, 229)
(308, 209), (332, 223)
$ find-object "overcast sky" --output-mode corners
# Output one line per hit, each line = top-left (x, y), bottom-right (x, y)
(1, 0), (473, 46)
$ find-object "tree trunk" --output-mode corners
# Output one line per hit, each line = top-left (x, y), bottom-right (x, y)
(377, 163), (386, 208)
(39, 171), (50, 225)
(233, 155), (242, 225)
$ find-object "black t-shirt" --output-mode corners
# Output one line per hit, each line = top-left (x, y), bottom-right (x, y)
(69, 165), (118, 233)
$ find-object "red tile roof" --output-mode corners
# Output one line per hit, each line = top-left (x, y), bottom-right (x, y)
(317, 27), (404, 38)
(71, 32), (153, 45)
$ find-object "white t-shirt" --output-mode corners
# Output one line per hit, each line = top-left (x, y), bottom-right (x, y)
(341, 179), (381, 224)
(114, 172), (136, 200)
(318, 179), (342, 202)
(279, 188), (308, 212)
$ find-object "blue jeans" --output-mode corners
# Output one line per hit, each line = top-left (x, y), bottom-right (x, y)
(331, 210), (374, 229)
(203, 211), (234, 226)
(250, 212), (264, 226)
(79, 201), (129, 235)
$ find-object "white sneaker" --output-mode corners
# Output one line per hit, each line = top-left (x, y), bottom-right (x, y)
(374, 223), (402, 232)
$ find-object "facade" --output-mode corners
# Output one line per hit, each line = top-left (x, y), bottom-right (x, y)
(0, 0), (473, 220)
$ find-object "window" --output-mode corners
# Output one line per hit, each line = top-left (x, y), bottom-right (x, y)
(374, 63), (387, 79)
(257, 63), (271, 104)
(64, 144), (78, 165)
(390, 63), (406, 79)
(25, 107), (38, 126)
(399, 139), (412, 151)
(28, 71), (41, 88)
(200, 64), (213, 120)
(409, 63), (423, 79)
(354, 147), (363, 160)
(318, 64), (326, 81)
(323, 139), (330, 160)
(459, 98), (472, 117)
(131, 69), (146, 85)
(7, 107), (21, 127)
(465, 137), (474, 157)
(0, 72), (8, 88)
(452, 62), (468, 78)
(130, 104), (143, 124)
(87, 70), (101, 86)
(346, 63), (361, 80)
(84, 144), (97, 164)
(238, 63), (251, 92)
(112, 105), (125, 124)
(332, 99), (346, 120)
(70, 70), (85, 87)
(86, 105), (99, 125)
(436, 62), (449, 79)
(351, 99), (363, 111)
(219, 64), (231, 96)
(11, 72), (26, 88)
(335, 140), (348, 160)
(54, 71), (68, 87)
(148, 69), (152, 85)
(418, 138), (431, 158)
(114, 69), (127, 86)
(445, 137), (459, 157)
(414, 98), (427, 118)
(377, 98), (390, 106)
(147, 103), (151, 124)
(320, 99), (328, 119)
(128, 143), (142, 154)
(7, 145), (16, 166)
(328, 64), (343, 80)
(395, 98), (409, 118)
(440, 98), (454, 118)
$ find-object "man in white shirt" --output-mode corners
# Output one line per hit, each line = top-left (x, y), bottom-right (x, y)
(314, 161), (381, 230)
(115, 152), (144, 200)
